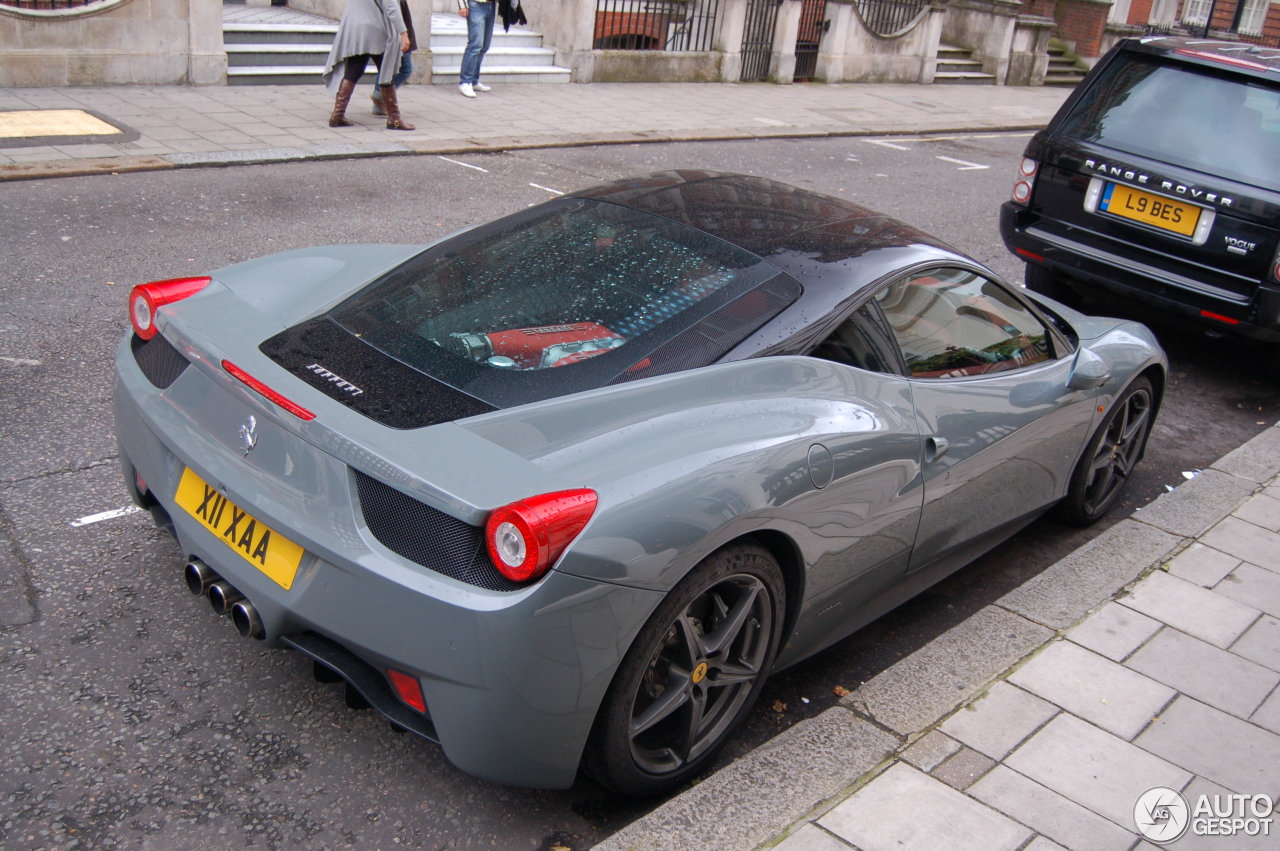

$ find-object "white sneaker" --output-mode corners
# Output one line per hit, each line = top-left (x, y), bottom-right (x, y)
(473, 82), (491, 93)
(459, 83), (476, 98)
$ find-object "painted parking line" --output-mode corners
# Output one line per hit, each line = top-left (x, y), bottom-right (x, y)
(70, 505), (143, 527)
(936, 156), (989, 170)
(0, 356), (42, 366)
(437, 156), (488, 173)
(864, 139), (912, 151)
(529, 183), (564, 196)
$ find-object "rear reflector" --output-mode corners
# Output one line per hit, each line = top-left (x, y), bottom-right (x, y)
(135, 470), (148, 496)
(1200, 310), (1240, 325)
(129, 276), (211, 340)
(222, 360), (316, 421)
(386, 669), (426, 713)
(1015, 248), (1045, 263)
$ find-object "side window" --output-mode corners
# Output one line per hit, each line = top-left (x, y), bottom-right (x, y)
(811, 304), (904, 375)
(876, 269), (1053, 379)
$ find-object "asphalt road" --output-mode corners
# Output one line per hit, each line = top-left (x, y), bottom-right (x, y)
(1, 133), (1277, 851)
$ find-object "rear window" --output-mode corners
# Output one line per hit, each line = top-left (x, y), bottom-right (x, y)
(327, 198), (791, 408)
(1057, 53), (1280, 192)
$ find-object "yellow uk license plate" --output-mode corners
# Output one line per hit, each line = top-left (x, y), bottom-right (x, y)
(1098, 182), (1200, 237)
(174, 467), (304, 590)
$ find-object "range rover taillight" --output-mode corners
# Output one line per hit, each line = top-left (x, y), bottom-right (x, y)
(1011, 157), (1038, 205)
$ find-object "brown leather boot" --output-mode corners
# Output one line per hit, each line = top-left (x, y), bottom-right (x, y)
(381, 84), (415, 131)
(329, 79), (355, 127)
(371, 90), (385, 116)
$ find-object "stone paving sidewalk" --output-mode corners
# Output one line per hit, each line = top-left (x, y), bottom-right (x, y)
(599, 426), (1280, 851)
(0, 80), (1071, 181)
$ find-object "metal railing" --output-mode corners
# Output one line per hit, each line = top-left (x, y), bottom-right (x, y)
(1144, 19), (1280, 48)
(740, 0), (779, 80)
(593, 0), (722, 51)
(795, 0), (828, 81)
(853, 0), (929, 37)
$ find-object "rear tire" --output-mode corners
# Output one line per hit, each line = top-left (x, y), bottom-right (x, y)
(1055, 376), (1154, 527)
(584, 542), (785, 797)
(1024, 264), (1082, 310)
(1265, 347), (1280, 386)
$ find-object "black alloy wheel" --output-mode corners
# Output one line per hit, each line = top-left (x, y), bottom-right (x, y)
(1056, 376), (1154, 526)
(585, 543), (784, 796)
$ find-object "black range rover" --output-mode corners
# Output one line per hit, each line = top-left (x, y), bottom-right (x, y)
(1000, 37), (1280, 368)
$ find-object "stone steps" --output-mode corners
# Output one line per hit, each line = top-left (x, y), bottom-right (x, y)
(221, 7), (570, 86)
(426, 14), (568, 84)
(1044, 41), (1088, 87)
(223, 7), (340, 85)
(934, 44), (996, 85)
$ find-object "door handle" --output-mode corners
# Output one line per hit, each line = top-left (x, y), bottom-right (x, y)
(925, 436), (949, 463)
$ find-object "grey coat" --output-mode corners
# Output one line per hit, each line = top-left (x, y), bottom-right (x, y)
(322, 0), (407, 92)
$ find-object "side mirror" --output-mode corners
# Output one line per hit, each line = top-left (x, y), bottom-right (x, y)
(1067, 346), (1111, 391)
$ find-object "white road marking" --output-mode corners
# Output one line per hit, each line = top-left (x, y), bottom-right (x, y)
(865, 140), (912, 151)
(936, 156), (989, 170)
(0, 356), (42, 366)
(437, 156), (488, 173)
(529, 183), (564, 196)
(70, 505), (143, 527)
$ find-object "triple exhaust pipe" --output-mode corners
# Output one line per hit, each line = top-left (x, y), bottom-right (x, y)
(184, 559), (265, 639)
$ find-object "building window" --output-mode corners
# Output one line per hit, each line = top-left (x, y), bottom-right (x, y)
(1181, 0), (1212, 25)
(1237, 0), (1268, 34)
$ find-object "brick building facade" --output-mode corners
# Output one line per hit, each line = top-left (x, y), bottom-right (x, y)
(1170, 0), (1280, 43)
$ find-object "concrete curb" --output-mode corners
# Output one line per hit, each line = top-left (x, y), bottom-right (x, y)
(0, 155), (174, 182)
(0, 123), (1054, 183)
(594, 421), (1280, 851)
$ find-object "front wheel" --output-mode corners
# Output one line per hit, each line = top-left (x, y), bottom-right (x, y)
(1055, 376), (1154, 526)
(584, 542), (785, 796)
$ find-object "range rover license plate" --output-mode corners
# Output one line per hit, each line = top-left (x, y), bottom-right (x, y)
(175, 467), (304, 589)
(1098, 182), (1200, 237)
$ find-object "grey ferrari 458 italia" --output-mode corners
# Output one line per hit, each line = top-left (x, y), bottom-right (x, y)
(114, 170), (1166, 795)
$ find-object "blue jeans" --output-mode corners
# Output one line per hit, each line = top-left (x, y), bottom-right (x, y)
(392, 52), (413, 88)
(460, 0), (495, 86)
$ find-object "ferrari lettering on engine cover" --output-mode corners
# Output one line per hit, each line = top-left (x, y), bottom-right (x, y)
(305, 363), (364, 396)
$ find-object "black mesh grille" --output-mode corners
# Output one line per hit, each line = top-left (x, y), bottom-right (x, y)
(131, 333), (190, 389)
(354, 470), (521, 592)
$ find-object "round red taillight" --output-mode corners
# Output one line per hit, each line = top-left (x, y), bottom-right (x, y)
(1019, 157), (1039, 177)
(485, 489), (597, 583)
(128, 276), (211, 340)
(1012, 180), (1033, 204)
